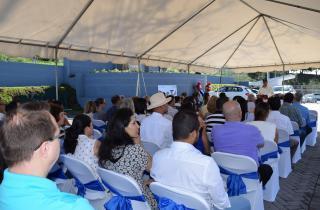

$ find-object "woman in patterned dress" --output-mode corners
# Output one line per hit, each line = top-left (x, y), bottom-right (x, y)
(64, 114), (100, 177)
(98, 108), (157, 209)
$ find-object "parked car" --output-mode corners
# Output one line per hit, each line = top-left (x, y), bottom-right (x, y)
(273, 85), (296, 95)
(302, 93), (319, 103)
(209, 85), (255, 100)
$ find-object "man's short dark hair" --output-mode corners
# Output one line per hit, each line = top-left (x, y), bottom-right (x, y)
(95, 98), (105, 106)
(20, 101), (50, 111)
(111, 95), (121, 105)
(295, 92), (303, 102)
(268, 96), (281, 110)
(263, 79), (268, 83)
(173, 110), (199, 140)
(0, 109), (56, 167)
(216, 97), (229, 111)
(283, 93), (294, 103)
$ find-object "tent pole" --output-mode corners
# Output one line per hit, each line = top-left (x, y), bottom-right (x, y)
(54, 48), (59, 100)
(140, 59), (148, 96)
(282, 64), (285, 94)
(136, 60), (141, 96)
(187, 64), (190, 74)
(219, 68), (223, 85)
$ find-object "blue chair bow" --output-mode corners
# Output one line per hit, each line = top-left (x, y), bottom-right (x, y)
(153, 194), (194, 210)
(102, 180), (145, 210)
(308, 121), (317, 128)
(219, 167), (259, 197)
(278, 140), (290, 154)
(290, 130), (300, 136)
(260, 151), (278, 163)
(94, 124), (107, 133)
(74, 177), (105, 197)
(48, 168), (67, 180)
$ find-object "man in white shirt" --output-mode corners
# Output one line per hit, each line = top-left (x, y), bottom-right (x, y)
(151, 110), (250, 210)
(140, 92), (173, 149)
(267, 96), (298, 158)
(258, 79), (274, 97)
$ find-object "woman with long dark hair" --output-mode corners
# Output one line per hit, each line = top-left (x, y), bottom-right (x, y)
(98, 108), (156, 208)
(64, 114), (99, 176)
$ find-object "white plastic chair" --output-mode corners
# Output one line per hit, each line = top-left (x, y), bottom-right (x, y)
(60, 155), (109, 210)
(141, 141), (160, 155)
(259, 140), (280, 202)
(290, 121), (302, 163)
(277, 129), (292, 178)
(150, 182), (210, 210)
(93, 119), (107, 134)
(93, 129), (103, 141)
(97, 167), (151, 210)
(306, 111), (317, 146)
(212, 152), (264, 210)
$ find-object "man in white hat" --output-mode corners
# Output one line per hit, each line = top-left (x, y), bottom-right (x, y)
(140, 92), (173, 149)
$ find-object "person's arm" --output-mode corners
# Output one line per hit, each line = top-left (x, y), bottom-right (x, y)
(93, 140), (101, 156)
(205, 160), (231, 209)
(201, 127), (211, 155)
(274, 128), (279, 144)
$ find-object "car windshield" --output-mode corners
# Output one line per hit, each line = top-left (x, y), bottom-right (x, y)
(273, 86), (292, 91)
(273, 87), (283, 91)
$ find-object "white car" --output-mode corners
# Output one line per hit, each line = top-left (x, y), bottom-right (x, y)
(209, 85), (255, 100)
(273, 85), (295, 95)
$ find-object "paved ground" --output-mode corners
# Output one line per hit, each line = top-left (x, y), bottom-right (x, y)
(264, 103), (320, 210)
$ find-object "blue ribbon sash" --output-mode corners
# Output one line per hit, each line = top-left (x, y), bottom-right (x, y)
(153, 194), (194, 210)
(260, 151), (278, 163)
(219, 167), (259, 197)
(74, 177), (105, 197)
(47, 168), (67, 180)
(101, 180), (145, 210)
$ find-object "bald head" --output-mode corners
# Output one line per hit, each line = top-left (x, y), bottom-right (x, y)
(222, 101), (242, 121)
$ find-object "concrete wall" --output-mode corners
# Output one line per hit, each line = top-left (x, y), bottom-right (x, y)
(0, 61), (63, 86)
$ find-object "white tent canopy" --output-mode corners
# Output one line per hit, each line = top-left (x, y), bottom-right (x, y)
(0, 0), (319, 73)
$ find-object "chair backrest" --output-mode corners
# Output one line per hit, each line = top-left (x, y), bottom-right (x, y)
(212, 152), (258, 191)
(310, 110), (318, 118)
(141, 141), (160, 155)
(92, 119), (106, 127)
(93, 129), (102, 140)
(150, 182), (210, 210)
(291, 121), (299, 131)
(97, 167), (150, 209)
(60, 155), (105, 199)
(278, 129), (289, 144)
(259, 140), (278, 163)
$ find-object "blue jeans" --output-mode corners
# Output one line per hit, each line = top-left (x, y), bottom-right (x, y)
(226, 196), (251, 210)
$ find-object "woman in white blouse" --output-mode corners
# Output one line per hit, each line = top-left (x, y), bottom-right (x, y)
(64, 114), (100, 176)
(247, 102), (278, 143)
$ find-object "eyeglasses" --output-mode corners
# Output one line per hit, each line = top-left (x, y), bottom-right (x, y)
(33, 133), (65, 151)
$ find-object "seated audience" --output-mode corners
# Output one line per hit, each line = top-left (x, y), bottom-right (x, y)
(0, 108), (93, 210)
(180, 99), (210, 155)
(83, 100), (96, 119)
(151, 110), (251, 210)
(0, 100), (5, 123)
(205, 96), (228, 135)
(119, 97), (135, 113)
(106, 95), (121, 122)
(246, 94), (256, 121)
(280, 93), (303, 127)
(4, 100), (19, 116)
(167, 95), (178, 118)
(93, 98), (107, 122)
(199, 92), (211, 118)
(267, 96), (299, 158)
(98, 108), (156, 208)
(174, 96), (181, 107)
(212, 101), (273, 187)
(233, 96), (247, 121)
(247, 102), (278, 143)
(133, 97), (148, 123)
(140, 93), (173, 149)
(293, 92), (312, 137)
(64, 114), (99, 176)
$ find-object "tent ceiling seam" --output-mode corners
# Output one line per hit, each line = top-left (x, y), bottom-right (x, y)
(220, 16), (261, 69)
(55, 0), (94, 49)
(262, 16), (284, 65)
(189, 14), (261, 65)
(239, 0), (262, 15)
(265, 0), (320, 14)
(138, 0), (217, 59)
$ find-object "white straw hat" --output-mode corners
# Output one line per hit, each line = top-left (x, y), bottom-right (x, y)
(147, 92), (172, 110)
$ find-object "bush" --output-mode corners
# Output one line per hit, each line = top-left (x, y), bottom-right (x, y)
(0, 84), (79, 109)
